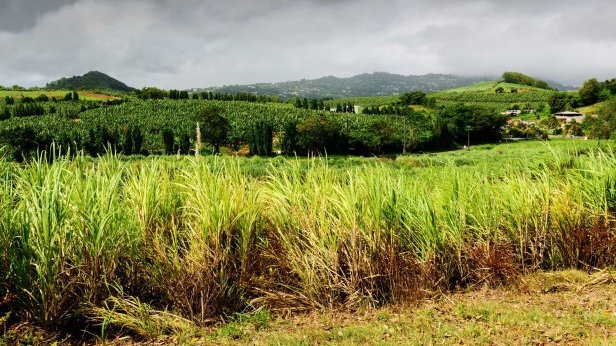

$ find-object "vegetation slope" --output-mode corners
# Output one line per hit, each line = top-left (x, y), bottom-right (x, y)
(46, 71), (136, 92)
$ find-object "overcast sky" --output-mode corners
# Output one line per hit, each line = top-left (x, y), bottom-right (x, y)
(1, 0), (615, 89)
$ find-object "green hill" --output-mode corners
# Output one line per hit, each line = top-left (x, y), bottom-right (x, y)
(46, 71), (135, 92)
(323, 80), (558, 111)
(429, 80), (557, 110)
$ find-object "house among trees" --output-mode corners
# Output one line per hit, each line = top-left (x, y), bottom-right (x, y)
(554, 111), (585, 123)
(502, 110), (522, 116)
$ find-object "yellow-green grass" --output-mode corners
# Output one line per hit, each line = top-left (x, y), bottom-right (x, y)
(6, 270), (613, 345)
(206, 270), (616, 346)
(0, 139), (615, 342)
(435, 80), (551, 94)
(324, 81), (559, 110)
(0, 89), (120, 101)
(577, 98), (612, 115)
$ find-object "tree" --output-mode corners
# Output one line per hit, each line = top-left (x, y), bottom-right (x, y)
(35, 94), (49, 102)
(349, 118), (400, 154)
(281, 121), (298, 155)
(588, 97), (616, 139)
(138, 87), (167, 99)
(578, 78), (602, 106)
(169, 89), (180, 100)
(179, 133), (191, 155)
(502, 72), (552, 90)
(0, 106), (10, 120)
(4, 96), (14, 105)
(195, 106), (230, 154)
(72, 91), (79, 101)
(549, 92), (579, 113)
(162, 128), (175, 155)
(248, 121), (273, 156)
(435, 104), (507, 147)
(296, 115), (342, 154)
(133, 127), (143, 154)
(400, 90), (426, 106)
(64, 92), (73, 101)
(122, 127), (134, 155)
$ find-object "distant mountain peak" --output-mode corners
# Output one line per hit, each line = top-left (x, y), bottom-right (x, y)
(46, 71), (135, 92)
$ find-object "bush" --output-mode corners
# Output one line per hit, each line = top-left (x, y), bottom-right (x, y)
(35, 94), (49, 102)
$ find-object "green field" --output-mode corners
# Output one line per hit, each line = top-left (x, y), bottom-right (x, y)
(322, 80), (563, 112)
(429, 81), (558, 110)
(1, 139), (615, 343)
(0, 89), (119, 101)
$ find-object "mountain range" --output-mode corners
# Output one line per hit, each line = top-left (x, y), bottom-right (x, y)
(197, 72), (574, 99)
(42, 71), (574, 97)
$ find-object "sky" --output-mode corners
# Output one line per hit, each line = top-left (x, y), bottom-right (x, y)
(1, 0), (615, 89)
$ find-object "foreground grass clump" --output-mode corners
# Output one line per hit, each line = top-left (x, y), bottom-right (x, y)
(0, 141), (615, 341)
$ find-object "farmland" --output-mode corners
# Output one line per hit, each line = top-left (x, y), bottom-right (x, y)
(1, 139), (615, 343)
(430, 81), (557, 109)
(1, 74), (615, 344)
(0, 89), (120, 101)
(322, 80), (560, 113)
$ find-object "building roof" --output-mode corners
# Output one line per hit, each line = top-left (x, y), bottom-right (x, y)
(555, 111), (583, 116)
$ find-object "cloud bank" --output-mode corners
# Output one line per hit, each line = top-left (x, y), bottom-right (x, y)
(1, 0), (615, 88)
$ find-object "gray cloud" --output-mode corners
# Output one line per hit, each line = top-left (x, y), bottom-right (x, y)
(0, 0), (78, 32)
(1, 0), (615, 88)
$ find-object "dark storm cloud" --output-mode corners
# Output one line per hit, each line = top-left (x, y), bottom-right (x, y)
(1, 0), (615, 88)
(0, 0), (78, 32)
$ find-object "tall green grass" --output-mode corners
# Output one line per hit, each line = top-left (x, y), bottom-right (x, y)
(0, 142), (615, 339)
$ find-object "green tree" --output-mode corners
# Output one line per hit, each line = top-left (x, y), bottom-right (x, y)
(297, 115), (342, 154)
(588, 97), (616, 139)
(0, 106), (10, 120)
(248, 121), (273, 156)
(179, 133), (191, 155)
(549, 92), (579, 113)
(72, 91), (79, 101)
(133, 127), (143, 154)
(35, 94), (49, 102)
(281, 121), (298, 155)
(195, 106), (230, 154)
(578, 78), (602, 106)
(162, 128), (175, 155)
(400, 91), (427, 106)
(122, 127), (134, 155)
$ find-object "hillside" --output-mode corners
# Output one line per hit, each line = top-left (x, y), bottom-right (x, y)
(199, 72), (493, 99)
(427, 80), (560, 110)
(325, 80), (558, 110)
(46, 71), (135, 92)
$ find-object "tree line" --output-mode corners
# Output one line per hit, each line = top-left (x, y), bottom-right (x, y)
(0, 103), (508, 161)
(137, 87), (281, 103)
